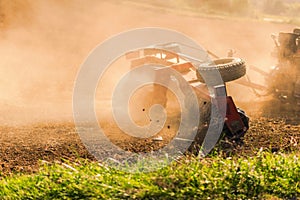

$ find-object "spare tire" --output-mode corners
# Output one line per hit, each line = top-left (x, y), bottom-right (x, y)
(196, 57), (246, 83)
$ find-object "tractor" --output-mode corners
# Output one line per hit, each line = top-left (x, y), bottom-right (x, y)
(235, 28), (300, 119)
(268, 28), (300, 113)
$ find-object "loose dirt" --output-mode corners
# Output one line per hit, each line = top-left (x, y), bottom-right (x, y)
(0, 116), (299, 175)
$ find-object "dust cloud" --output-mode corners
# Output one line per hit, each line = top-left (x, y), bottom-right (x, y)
(0, 0), (295, 124)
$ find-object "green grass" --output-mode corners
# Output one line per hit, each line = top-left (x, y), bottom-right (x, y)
(0, 151), (299, 199)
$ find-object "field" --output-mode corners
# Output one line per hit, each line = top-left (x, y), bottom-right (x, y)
(0, 117), (299, 174)
(0, 0), (300, 199)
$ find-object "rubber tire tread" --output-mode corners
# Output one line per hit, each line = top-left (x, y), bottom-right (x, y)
(196, 57), (246, 83)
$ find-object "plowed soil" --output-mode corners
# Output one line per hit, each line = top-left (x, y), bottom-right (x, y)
(0, 116), (299, 175)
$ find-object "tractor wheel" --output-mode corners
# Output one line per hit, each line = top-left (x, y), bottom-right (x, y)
(196, 57), (246, 83)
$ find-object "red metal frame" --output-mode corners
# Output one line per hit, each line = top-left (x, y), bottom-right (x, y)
(225, 96), (248, 136)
